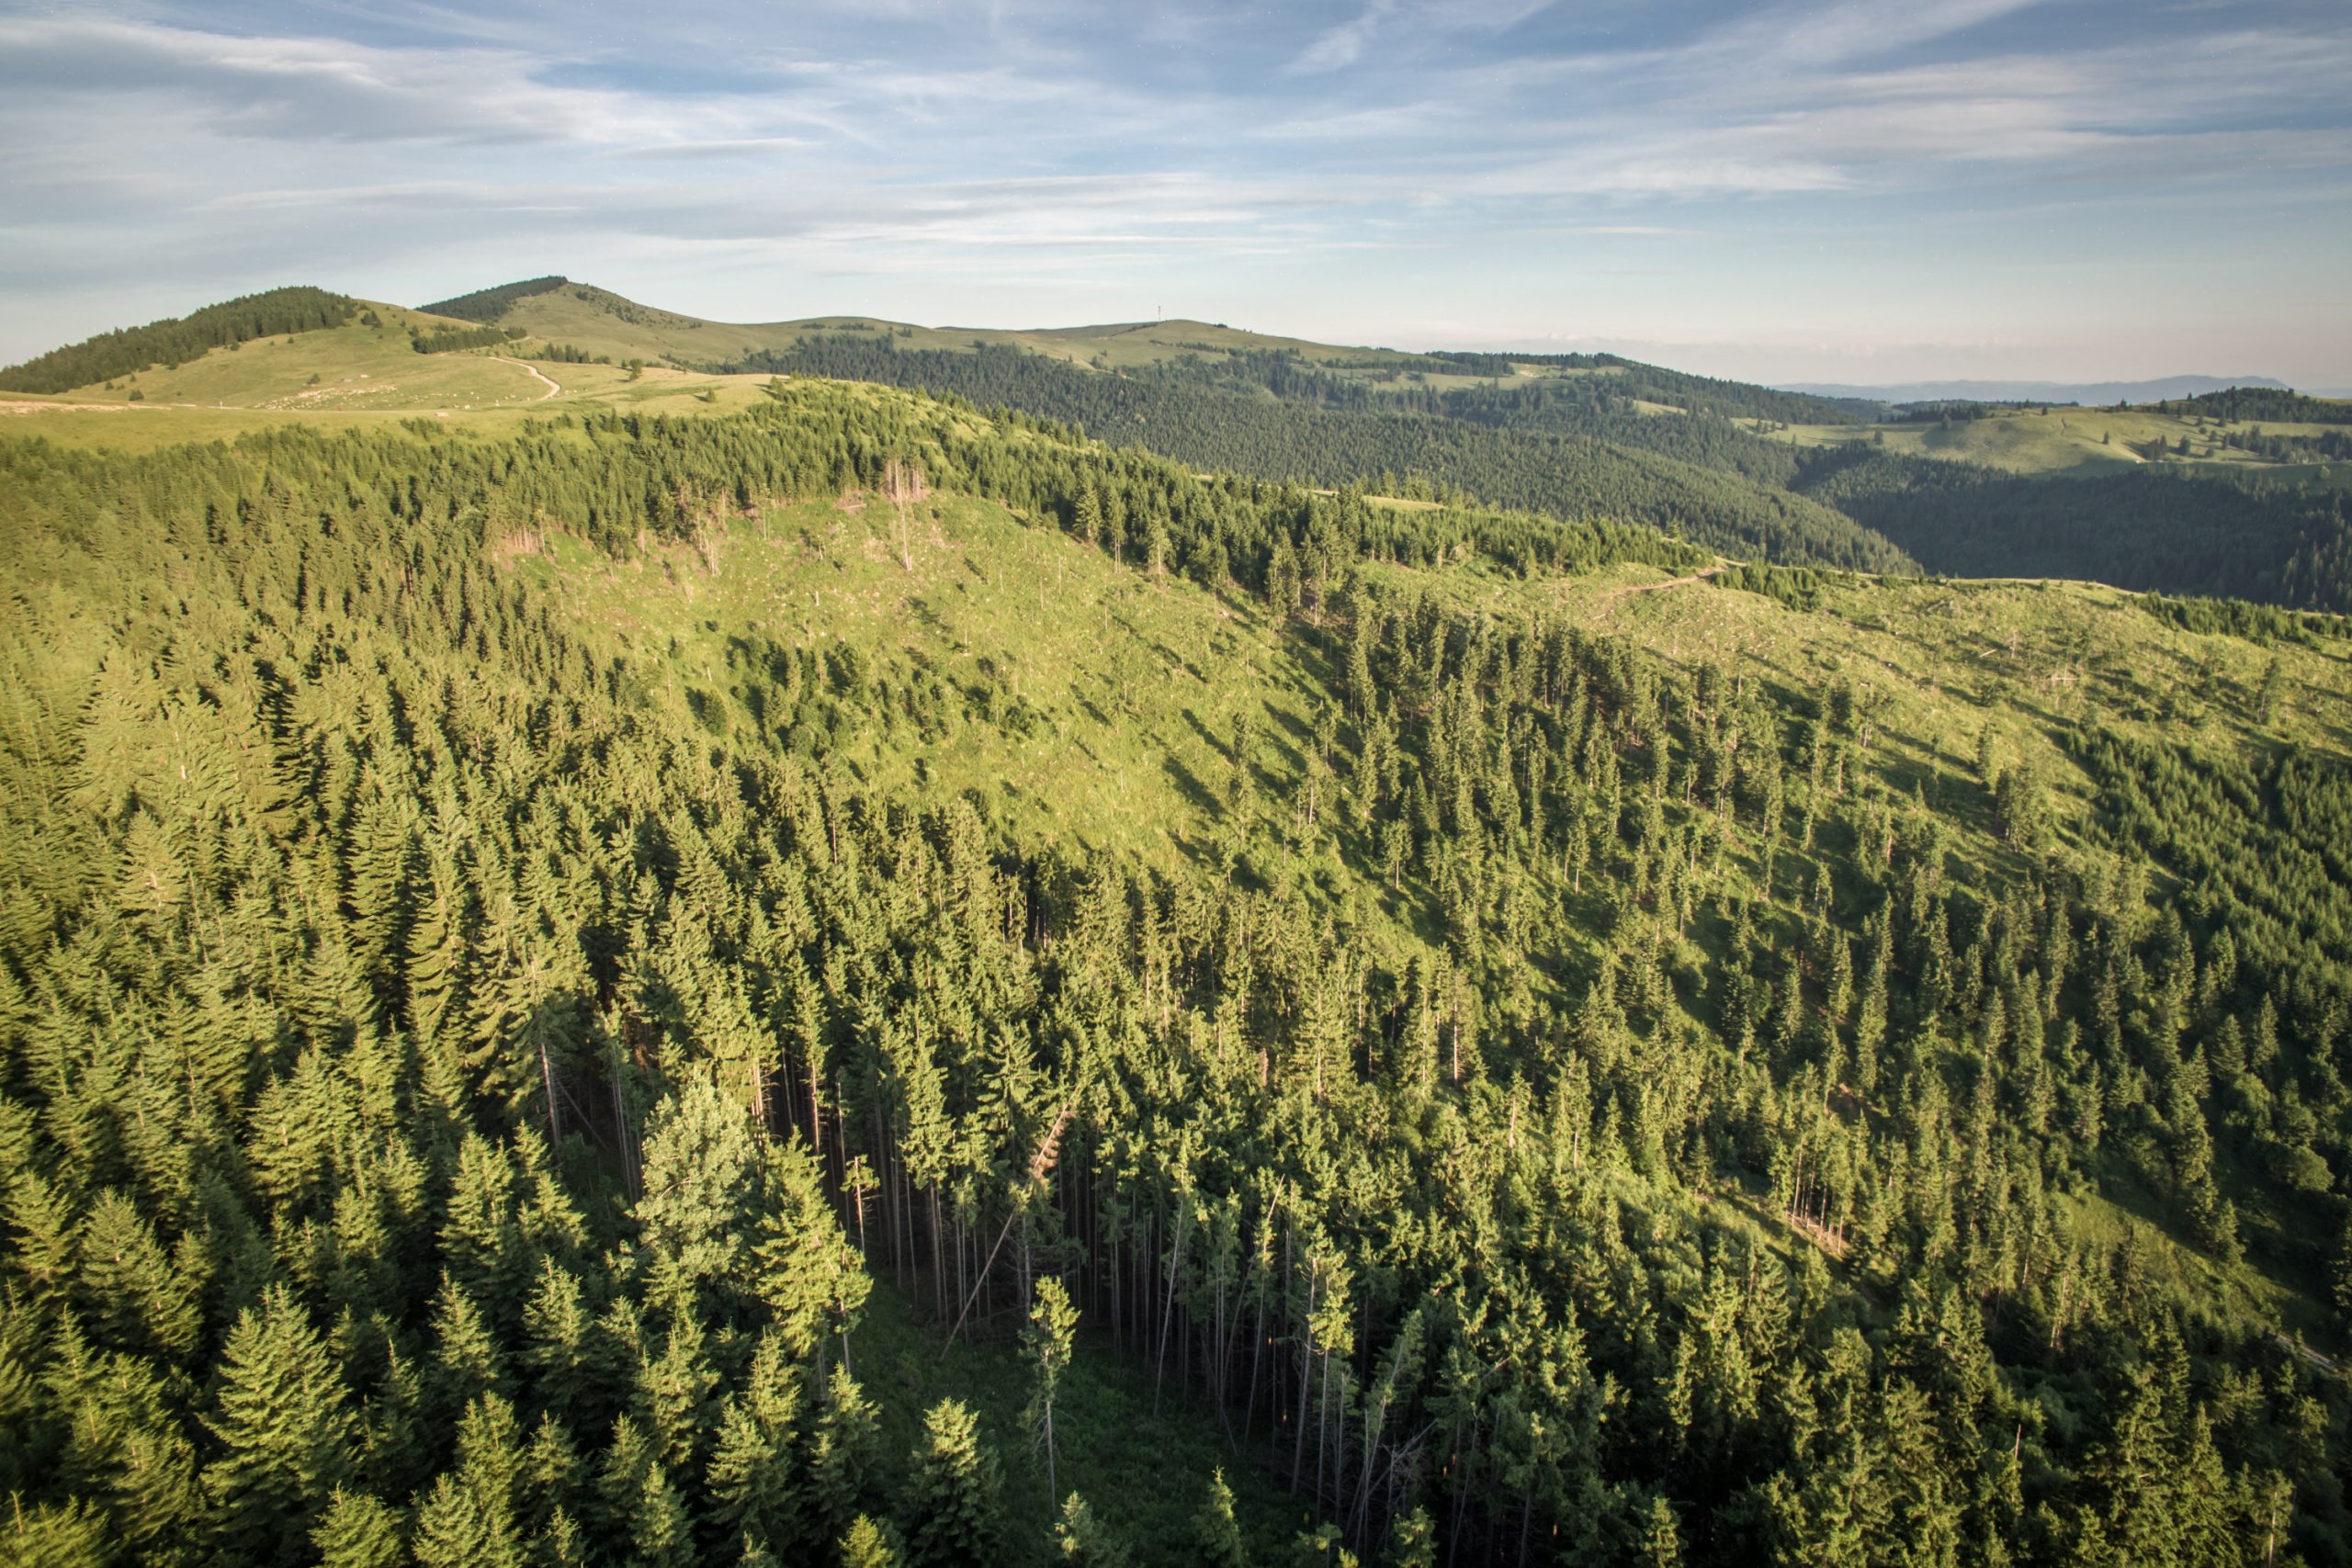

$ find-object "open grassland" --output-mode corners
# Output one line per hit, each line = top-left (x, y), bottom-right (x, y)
(6, 356), (788, 455)
(1773, 400), (2352, 479)
(493, 284), (1588, 394)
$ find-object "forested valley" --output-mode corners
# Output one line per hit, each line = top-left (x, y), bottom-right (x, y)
(710, 334), (2352, 614)
(707, 339), (1914, 574)
(1, 375), (2348, 1567)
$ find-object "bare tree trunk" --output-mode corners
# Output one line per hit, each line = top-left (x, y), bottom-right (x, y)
(882, 457), (928, 570)
(538, 1035), (563, 1144)
(1293, 1278), (1317, 1491)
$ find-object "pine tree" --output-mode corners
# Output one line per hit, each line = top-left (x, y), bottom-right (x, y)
(811, 1366), (882, 1544)
(1, 1498), (110, 1568)
(521, 1256), (605, 1430)
(1638, 1492), (1682, 1567)
(1023, 1276), (1080, 1502)
(429, 1271), (512, 1423)
(440, 1131), (524, 1325)
(842, 1514), (904, 1568)
(1385, 1506), (1435, 1568)
(312, 1488), (404, 1568)
(1195, 1468), (1250, 1568)
(6, 1169), (80, 1312)
(752, 1133), (870, 1359)
(1075, 486), (1105, 552)
(200, 1284), (356, 1564)
(1054, 1490), (1132, 1566)
(74, 1187), (199, 1359)
(413, 1470), (512, 1568)
(902, 1398), (1003, 1568)
(43, 1328), (203, 1560)
(630, 1315), (719, 1479)
(628, 1462), (697, 1568)
(630, 1072), (762, 1323)
(707, 1332), (810, 1556)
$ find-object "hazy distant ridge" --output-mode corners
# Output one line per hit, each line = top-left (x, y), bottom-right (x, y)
(1782, 374), (2289, 405)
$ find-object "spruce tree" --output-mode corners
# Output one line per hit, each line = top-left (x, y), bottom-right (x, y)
(1054, 1490), (1131, 1566)
(901, 1398), (1003, 1568)
(1022, 1275), (1079, 1502)
(842, 1514), (904, 1568)
(808, 1364), (883, 1544)
(312, 1488), (404, 1568)
(412, 1471), (510, 1568)
(200, 1284), (356, 1565)
(1195, 1468), (1250, 1568)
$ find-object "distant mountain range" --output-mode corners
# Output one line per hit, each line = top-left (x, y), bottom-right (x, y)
(1779, 375), (2290, 406)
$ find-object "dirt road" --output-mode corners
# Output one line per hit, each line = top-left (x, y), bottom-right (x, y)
(1600, 564), (1727, 602)
(495, 357), (562, 400)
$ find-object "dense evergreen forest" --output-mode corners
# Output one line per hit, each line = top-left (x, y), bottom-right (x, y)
(0, 288), (358, 395)
(420, 277), (572, 323)
(2177, 390), (2352, 427)
(706, 338), (1915, 573)
(706, 334), (2352, 614)
(411, 325), (526, 355)
(1797, 450), (2352, 612)
(1430, 353), (1870, 425)
(1, 380), (2346, 1566)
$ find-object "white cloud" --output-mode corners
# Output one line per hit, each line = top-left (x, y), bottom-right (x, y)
(0, 1), (2346, 380)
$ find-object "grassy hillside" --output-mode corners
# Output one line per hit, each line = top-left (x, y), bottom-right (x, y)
(0, 299), (800, 454)
(0, 285), (360, 393)
(1776, 401), (2352, 479)
(476, 279), (1527, 386)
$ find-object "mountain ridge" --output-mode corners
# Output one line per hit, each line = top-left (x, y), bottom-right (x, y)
(7, 276), (2350, 611)
(1784, 374), (2293, 405)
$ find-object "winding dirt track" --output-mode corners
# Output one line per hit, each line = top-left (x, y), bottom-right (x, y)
(494, 357), (562, 400)
(1600, 564), (1727, 601)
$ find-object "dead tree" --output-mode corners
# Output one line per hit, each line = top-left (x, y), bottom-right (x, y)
(881, 457), (928, 570)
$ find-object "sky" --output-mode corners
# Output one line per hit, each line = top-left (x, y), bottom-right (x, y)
(2, 0), (2349, 387)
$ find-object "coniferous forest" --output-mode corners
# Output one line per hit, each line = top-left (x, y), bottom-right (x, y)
(1, 368), (2347, 1568)
(707, 335), (2352, 614)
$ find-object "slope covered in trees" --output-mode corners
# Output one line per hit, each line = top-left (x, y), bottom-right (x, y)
(1, 378), (2348, 1566)
(0, 287), (358, 394)
(2176, 389), (2352, 427)
(1123, 340), (2352, 614)
(418, 276), (571, 322)
(1065, 336), (2352, 615)
(700, 327), (2352, 612)
(1797, 449), (2352, 611)
(710, 336), (1912, 572)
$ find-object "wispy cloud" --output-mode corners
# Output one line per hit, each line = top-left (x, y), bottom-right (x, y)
(0, 1), (2346, 382)
(1287, 0), (1555, 74)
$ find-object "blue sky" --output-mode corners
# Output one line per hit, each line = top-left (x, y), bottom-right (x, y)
(3, 0), (2347, 385)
